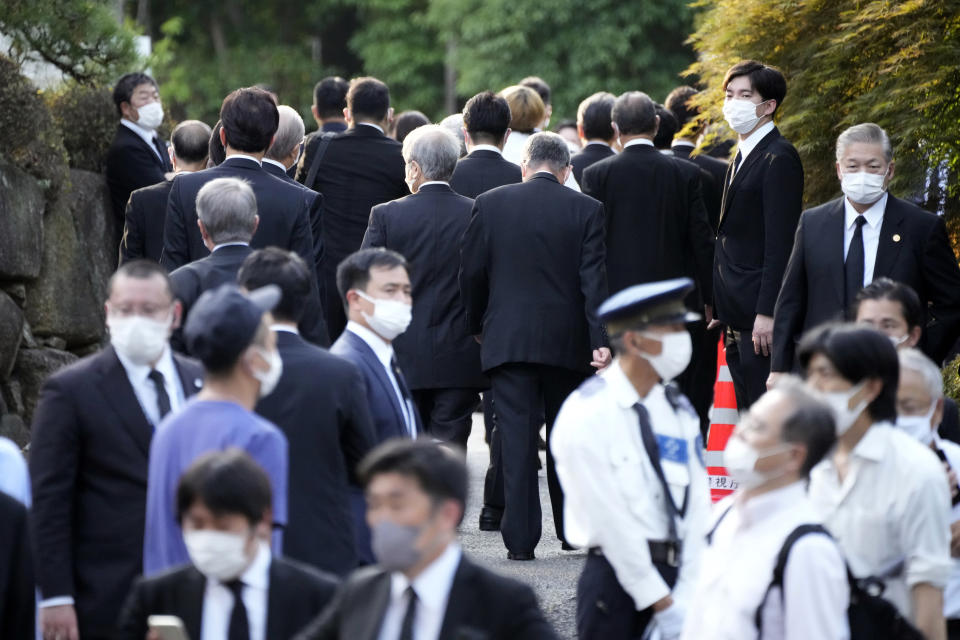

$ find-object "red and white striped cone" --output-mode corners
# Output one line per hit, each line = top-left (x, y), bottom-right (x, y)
(705, 337), (739, 502)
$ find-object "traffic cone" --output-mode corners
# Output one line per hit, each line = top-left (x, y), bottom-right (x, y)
(705, 337), (739, 502)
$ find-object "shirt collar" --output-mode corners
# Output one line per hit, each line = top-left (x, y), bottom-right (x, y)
(270, 323), (299, 335)
(850, 421), (890, 462)
(115, 342), (177, 384)
(844, 192), (888, 229)
(736, 121), (776, 160)
(623, 138), (654, 149)
(585, 141), (611, 148)
(469, 144), (502, 155)
(347, 320), (395, 368)
(261, 158), (288, 172)
(671, 140), (695, 149)
(604, 358), (643, 408)
(390, 543), (462, 612)
(120, 117), (159, 144)
(419, 181), (449, 188)
(735, 480), (807, 527)
(224, 153), (262, 166)
(356, 122), (385, 134)
(212, 242), (249, 252)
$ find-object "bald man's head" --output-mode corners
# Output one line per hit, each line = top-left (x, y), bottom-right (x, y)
(171, 120), (212, 169)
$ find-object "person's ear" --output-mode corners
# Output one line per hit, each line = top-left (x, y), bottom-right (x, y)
(611, 121), (621, 141)
(836, 161), (844, 182)
(886, 161), (896, 183)
(311, 104), (320, 123)
(789, 442), (807, 475)
(219, 127), (227, 147)
(386, 107), (395, 126)
(907, 325), (923, 348)
(652, 114), (660, 137)
(343, 107), (352, 123)
(121, 101), (137, 121)
(934, 398), (946, 430)
(251, 215), (260, 237)
(761, 100), (777, 118)
(170, 300), (183, 330)
(197, 219), (213, 250)
(501, 128), (511, 146)
(577, 122), (585, 140)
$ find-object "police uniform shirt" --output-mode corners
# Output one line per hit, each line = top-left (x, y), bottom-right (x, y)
(551, 357), (710, 611)
(935, 434), (960, 619)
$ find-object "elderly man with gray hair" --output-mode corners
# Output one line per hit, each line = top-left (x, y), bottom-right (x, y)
(460, 130), (610, 560)
(360, 124), (487, 447)
(771, 121), (960, 380)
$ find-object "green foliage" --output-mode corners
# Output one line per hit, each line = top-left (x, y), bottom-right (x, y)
(944, 356), (960, 404)
(46, 83), (116, 172)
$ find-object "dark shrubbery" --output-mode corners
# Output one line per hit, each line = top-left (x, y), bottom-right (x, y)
(47, 83), (116, 173)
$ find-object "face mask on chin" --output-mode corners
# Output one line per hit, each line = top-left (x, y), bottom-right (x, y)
(107, 311), (172, 366)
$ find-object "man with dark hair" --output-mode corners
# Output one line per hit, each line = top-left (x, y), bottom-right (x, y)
(144, 284), (289, 576)
(106, 72), (173, 256)
(801, 324), (951, 638)
(297, 77), (407, 340)
(461, 131), (610, 559)
(450, 91), (521, 199)
(208, 120), (226, 167)
(120, 119), (211, 264)
(362, 126), (486, 448)
(712, 60), (804, 410)
(652, 104), (679, 153)
(162, 87), (318, 277)
(570, 92), (616, 184)
(119, 449), (338, 640)
(520, 75), (553, 130)
(312, 76), (350, 134)
(242, 248), (377, 575)
(29, 260), (203, 640)
(771, 122), (960, 379)
(684, 378), (849, 639)
(294, 439), (558, 640)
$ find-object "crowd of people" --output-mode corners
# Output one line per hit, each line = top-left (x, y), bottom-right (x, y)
(1, 57), (960, 640)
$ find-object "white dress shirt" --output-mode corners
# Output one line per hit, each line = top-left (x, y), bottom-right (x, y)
(346, 321), (417, 437)
(935, 436), (960, 619)
(120, 118), (164, 162)
(377, 543), (462, 640)
(843, 192), (888, 286)
(623, 138), (655, 149)
(223, 153), (262, 166)
(682, 482), (849, 640)
(0, 436), (30, 506)
(551, 358), (710, 610)
(468, 144), (503, 155)
(671, 140), (695, 151)
(501, 131), (582, 191)
(201, 542), (270, 640)
(114, 344), (184, 427)
(358, 122), (385, 134)
(734, 121), (776, 174)
(584, 141), (612, 149)
(262, 157), (289, 173)
(809, 423), (952, 617)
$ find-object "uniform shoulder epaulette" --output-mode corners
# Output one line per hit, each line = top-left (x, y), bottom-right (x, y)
(578, 375), (606, 398)
(664, 383), (698, 419)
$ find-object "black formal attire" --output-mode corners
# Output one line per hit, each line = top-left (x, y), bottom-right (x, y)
(255, 329), (377, 576)
(29, 346), (203, 639)
(161, 156), (318, 274)
(714, 126), (803, 409)
(106, 124), (173, 253)
(0, 492), (34, 640)
(773, 195), (960, 371)
(169, 244), (329, 350)
(571, 142), (615, 185)
(119, 177), (173, 264)
(361, 183), (487, 447)
(449, 148), (522, 199)
(117, 556), (338, 640)
(321, 122), (348, 134)
(460, 172), (608, 554)
(293, 553), (557, 640)
(296, 124), (407, 340)
(671, 142), (728, 232)
(262, 160), (326, 287)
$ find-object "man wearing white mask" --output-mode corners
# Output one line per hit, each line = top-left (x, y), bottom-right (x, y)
(144, 284), (289, 577)
(120, 449), (337, 640)
(802, 323), (951, 640)
(29, 260), (203, 640)
(771, 123), (960, 381)
(683, 377), (849, 640)
(552, 279), (710, 640)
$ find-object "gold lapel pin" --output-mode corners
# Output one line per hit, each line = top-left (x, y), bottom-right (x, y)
(893, 234), (901, 243)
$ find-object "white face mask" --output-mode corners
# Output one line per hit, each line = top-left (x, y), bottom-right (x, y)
(637, 331), (692, 381)
(896, 401), (937, 446)
(723, 435), (794, 491)
(107, 313), (172, 366)
(822, 381), (870, 436)
(841, 169), (887, 205)
(184, 529), (252, 581)
(722, 98), (769, 135)
(250, 347), (283, 398)
(136, 101), (164, 130)
(356, 290), (412, 340)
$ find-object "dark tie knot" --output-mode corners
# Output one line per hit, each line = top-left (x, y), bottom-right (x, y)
(148, 369), (165, 384)
(225, 578), (245, 597)
(854, 215), (867, 228)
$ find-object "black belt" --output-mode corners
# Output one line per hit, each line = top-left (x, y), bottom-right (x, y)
(589, 541), (683, 568)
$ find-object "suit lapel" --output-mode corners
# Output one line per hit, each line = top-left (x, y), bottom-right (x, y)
(179, 567), (207, 640)
(347, 332), (409, 434)
(265, 559), (284, 639)
(349, 572), (391, 640)
(873, 196), (905, 280)
(96, 347), (153, 457)
(173, 355), (203, 399)
(438, 557), (479, 639)
(719, 129), (780, 229)
(825, 199), (847, 306)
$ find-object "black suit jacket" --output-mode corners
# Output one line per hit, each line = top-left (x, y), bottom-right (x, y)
(571, 142), (615, 185)
(581, 144), (714, 301)
(460, 173), (608, 373)
(672, 143), (729, 231)
(117, 556), (339, 640)
(449, 149), (522, 199)
(362, 183), (486, 389)
(0, 492), (34, 640)
(161, 156), (317, 272)
(714, 127), (804, 331)
(772, 195), (960, 370)
(29, 347), (203, 638)
(263, 160), (326, 285)
(255, 331), (376, 575)
(293, 554), (557, 640)
(120, 177), (173, 264)
(105, 125), (172, 228)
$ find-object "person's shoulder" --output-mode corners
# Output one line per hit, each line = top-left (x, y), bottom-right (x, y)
(134, 563), (201, 592)
(43, 348), (110, 387)
(888, 195), (940, 226)
(881, 425), (944, 477)
(803, 197), (844, 218)
(766, 130), (801, 158)
(459, 555), (540, 600)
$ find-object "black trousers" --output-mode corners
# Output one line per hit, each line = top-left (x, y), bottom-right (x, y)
(947, 618), (960, 640)
(724, 327), (769, 411)
(321, 264), (347, 342)
(577, 552), (679, 640)
(482, 389), (505, 514)
(489, 363), (585, 553)
(411, 388), (480, 448)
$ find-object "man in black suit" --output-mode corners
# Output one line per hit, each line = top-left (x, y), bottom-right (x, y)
(362, 125), (486, 447)
(711, 60), (804, 409)
(450, 91), (522, 198)
(106, 72), (174, 255)
(240, 248), (376, 576)
(297, 77), (407, 340)
(571, 91), (616, 184)
(311, 76), (350, 135)
(120, 119), (211, 265)
(0, 491), (34, 639)
(294, 439), (558, 640)
(161, 87), (317, 275)
(119, 449), (338, 640)
(772, 123), (960, 376)
(29, 261), (203, 640)
(460, 132), (610, 559)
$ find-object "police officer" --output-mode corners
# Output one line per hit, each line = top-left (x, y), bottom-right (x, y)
(551, 278), (710, 640)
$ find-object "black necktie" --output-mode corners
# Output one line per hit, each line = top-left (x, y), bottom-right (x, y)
(390, 357), (414, 435)
(398, 586), (418, 640)
(147, 370), (171, 422)
(632, 402), (680, 542)
(226, 579), (250, 640)
(732, 150), (743, 180)
(152, 136), (169, 168)
(844, 215), (867, 311)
